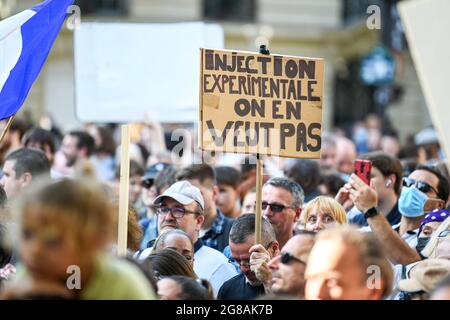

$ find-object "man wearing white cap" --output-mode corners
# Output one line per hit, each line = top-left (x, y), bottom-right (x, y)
(152, 180), (237, 297)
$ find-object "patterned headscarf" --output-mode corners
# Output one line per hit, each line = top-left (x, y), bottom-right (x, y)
(418, 209), (450, 237)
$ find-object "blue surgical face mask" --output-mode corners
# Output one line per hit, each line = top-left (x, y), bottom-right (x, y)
(399, 186), (428, 217)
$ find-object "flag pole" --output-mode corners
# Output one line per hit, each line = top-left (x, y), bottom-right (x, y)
(0, 115), (16, 145)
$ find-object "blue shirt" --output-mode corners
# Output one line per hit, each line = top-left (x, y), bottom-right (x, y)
(348, 201), (401, 227)
(200, 209), (234, 252)
(139, 215), (158, 250)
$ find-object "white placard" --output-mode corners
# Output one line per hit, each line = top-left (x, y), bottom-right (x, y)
(398, 0), (450, 164)
(74, 22), (224, 123)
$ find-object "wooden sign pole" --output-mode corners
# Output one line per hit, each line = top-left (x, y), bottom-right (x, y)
(117, 124), (131, 256)
(254, 45), (270, 245)
(255, 154), (263, 244)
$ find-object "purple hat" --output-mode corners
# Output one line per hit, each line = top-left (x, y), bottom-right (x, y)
(418, 209), (450, 237)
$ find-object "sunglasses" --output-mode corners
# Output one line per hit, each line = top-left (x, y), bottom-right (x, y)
(141, 179), (154, 189)
(402, 177), (439, 195)
(280, 252), (306, 265)
(261, 201), (295, 213)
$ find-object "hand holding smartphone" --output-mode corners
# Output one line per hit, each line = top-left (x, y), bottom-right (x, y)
(354, 159), (372, 185)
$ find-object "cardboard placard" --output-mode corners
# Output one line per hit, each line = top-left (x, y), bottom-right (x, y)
(199, 48), (324, 158)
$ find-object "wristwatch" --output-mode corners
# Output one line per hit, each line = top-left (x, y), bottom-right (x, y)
(364, 207), (378, 219)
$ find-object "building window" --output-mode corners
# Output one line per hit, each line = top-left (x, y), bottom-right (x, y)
(342, 0), (406, 51)
(333, 59), (374, 128)
(342, 0), (385, 26)
(203, 0), (256, 22)
(74, 0), (127, 16)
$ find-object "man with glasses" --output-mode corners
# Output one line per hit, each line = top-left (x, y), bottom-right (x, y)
(261, 177), (304, 249)
(217, 214), (279, 300)
(344, 165), (449, 265)
(138, 164), (176, 250)
(396, 165), (448, 247)
(265, 231), (316, 298)
(149, 180), (237, 297)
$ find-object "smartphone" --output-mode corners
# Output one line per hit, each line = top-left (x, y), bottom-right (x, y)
(354, 159), (372, 185)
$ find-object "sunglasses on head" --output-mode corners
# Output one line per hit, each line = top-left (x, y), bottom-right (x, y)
(280, 252), (306, 265)
(402, 177), (439, 195)
(261, 202), (294, 213)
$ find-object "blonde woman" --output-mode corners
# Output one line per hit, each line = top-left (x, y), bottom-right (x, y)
(300, 196), (348, 232)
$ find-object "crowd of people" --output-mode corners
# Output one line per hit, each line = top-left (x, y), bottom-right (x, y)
(0, 113), (449, 300)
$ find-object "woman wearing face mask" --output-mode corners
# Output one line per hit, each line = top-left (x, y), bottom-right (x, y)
(416, 209), (450, 255)
(393, 217), (450, 300)
(421, 217), (450, 260)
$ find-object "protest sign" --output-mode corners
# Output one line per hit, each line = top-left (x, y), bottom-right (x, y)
(199, 48), (324, 158)
(75, 22), (223, 123)
(398, 0), (450, 171)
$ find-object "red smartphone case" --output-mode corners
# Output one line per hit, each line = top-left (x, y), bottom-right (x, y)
(354, 160), (372, 185)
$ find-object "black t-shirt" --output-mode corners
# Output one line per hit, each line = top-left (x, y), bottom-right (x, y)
(217, 273), (265, 300)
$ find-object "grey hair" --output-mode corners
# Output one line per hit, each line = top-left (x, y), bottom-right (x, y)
(229, 214), (276, 248)
(322, 132), (337, 148)
(154, 229), (194, 252)
(263, 177), (304, 208)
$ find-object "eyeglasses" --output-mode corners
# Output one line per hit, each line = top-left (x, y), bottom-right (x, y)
(402, 177), (439, 195)
(228, 257), (250, 268)
(280, 252), (306, 265)
(228, 241), (274, 269)
(155, 206), (200, 219)
(261, 201), (295, 213)
(438, 230), (450, 238)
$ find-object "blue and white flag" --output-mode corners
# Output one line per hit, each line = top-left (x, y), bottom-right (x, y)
(0, 0), (74, 120)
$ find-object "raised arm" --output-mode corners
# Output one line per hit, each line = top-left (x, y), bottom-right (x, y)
(347, 174), (421, 265)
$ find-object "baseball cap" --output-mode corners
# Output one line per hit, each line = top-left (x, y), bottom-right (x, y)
(398, 259), (450, 293)
(153, 180), (204, 211)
